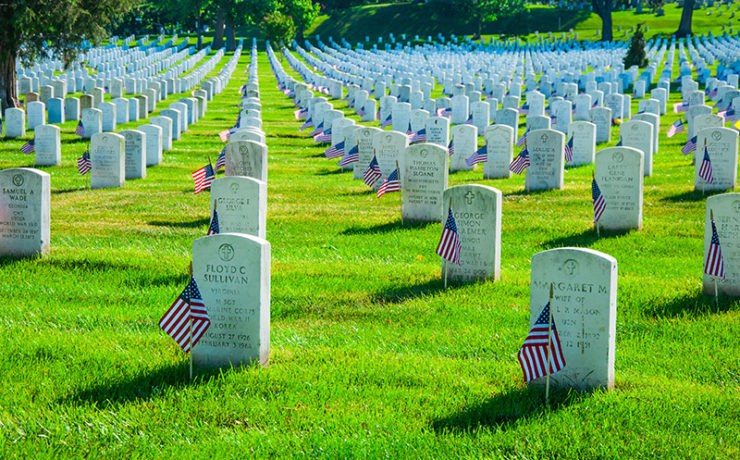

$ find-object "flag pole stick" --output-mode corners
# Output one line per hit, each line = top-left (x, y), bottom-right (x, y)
(545, 283), (554, 406)
(397, 160), (403, 226)
(188, 262), (194, 382)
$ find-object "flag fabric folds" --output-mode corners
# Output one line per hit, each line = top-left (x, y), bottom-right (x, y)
(698, 147), (714, 184)
(516, 128), (529, 147)
(77, 150), (92, 175)
(215, 148), (226, 172)
(20, 140), (35, 154)
(159, 277), (211, 353)
(510, 146), (530, 174)
(705, 217), (726, 278)
(338, 144), (359, 166)
(75, 120), (85, 137)
(447, 139), (454, 156)
(681, 136), (697, 156)
(299, 117), (314, 131)
(465, 145), (488, 167)
(207, 208), (220, 236)
(667, 119), (685, 138)
(324, 140), (345, 159)
(363, 156), (382, 187)
(564, 136), (574, 163)
(192, 163), (215, 194)
(377, 168), (401, 198)
(436, 207), (462, 265)
(592, 178), (606, 223)
(517, 302), (566, 383)
(410, 128), (427, 143)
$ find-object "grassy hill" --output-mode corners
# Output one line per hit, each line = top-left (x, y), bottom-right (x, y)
(303, 2), (739, 44)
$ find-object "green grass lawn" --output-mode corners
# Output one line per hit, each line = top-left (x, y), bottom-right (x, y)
(1, 41), (740, 456)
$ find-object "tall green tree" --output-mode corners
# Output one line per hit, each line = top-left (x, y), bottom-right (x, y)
(283, 0), (320, 41)
(592, 0), (614, 41)
(455, 0), (526, 37)
(676, 0), (695, 37)
(0, 0), (137, 109)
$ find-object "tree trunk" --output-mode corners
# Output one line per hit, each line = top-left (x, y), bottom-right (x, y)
(226, 20), (236, 52)
(0, 48), (18, 110)
(212, 7), (225, 49)
(677, 0), (695, 37)
(592, 0), (613, 42)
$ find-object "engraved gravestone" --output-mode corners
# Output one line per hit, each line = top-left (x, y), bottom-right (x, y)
(33, 125), (61, 166)
(695, 127), (739, 192)
(483, 124), (513, 179)
(590, 107), (612, 143)
(391, 102), (411, 133)
(27, 101), (45, 131)
(373, 130), (409, 184)
(0, 168), (50, 258)
(529, 247), (618, 390)
(137, 124), (162, 166)
(90, 132), (125, 189)
(443, 184), (502, 281)
(231, 129), (266, 144)
(619, 120), (654, 176)
(4, 108), (25, 138)
(401, 143), (448, 222)
(210, 177), (267, 239)
(704, 193), (740, 295)
(81, 108), (102, 139)
(450, 124), (478, 171)
(224, 140), (268, 182)
(693, 114), (725, 164)
(525, 129), (565, 191)
(100, 102), (117, 132)
(150, 116), (173, 150)
(594, 147), (644, 231)
(425, 117), (450, 148)
(120, 129), (146, 180)
(567, 121), (596, 167)
(354, 126), (381, 180)
(192, 233), (271, 368)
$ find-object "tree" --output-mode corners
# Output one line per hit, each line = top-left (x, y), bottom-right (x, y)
(676, 0), (695, 37)
(261, 10), (296, 47)
(623, 24), (647, 68)
(592, 0), (614, 41)
(455, 0), (526, 37)
(0, 0), (137, 109)
(283, 0), (320, 41)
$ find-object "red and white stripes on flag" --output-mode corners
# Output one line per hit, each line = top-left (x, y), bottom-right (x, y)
(159, 276), (211, 353)
(667, 119), (685, 138)
(698, 147), (714, 184)
(517, 302), (566, 382)
(376, 168), (400, 198)
(77, 150), (92, 175)
(436, 207), (461, 265)
(705, 217), (726, 278)
(592, 178), (606, 223)
(75, 120), (85, 137)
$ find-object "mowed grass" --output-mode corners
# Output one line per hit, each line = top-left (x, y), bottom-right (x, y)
(1, 46), (739, 457)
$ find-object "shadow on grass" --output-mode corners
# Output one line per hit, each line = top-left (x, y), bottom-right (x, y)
(340, 188), (375, 197)
(642, 290), (739, 318)
(432, 386), (581, 433)
(342, 219), (435, 235)
(315, 168), (350, 176)
(504, 188), (552, 197)
(661, 189), (721, 203)
(149, 217), (210, 229)
(371, 277), (449, 304)
(62, 362), (229, 407)
(52, 187), (88, 195)
(542, 227), (632, 249)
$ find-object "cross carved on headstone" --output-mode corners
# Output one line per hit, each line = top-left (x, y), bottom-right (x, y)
(464, 191), (475, 205)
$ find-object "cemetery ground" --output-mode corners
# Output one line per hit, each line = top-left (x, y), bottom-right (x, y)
(1, 48), (739, 457)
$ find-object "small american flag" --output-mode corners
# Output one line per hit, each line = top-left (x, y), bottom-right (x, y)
(519, 103), (529, 115)
(447, 139), (454, 156)
(592, 100), (598, 108)
(705, 217), (726, 278)
(20, 139), (35, 154)
(77, 150), (92, 175)
(324, 140), (345, 159)
(207, 207), (220, 235)
(158, 276), (211, 353)
(314, 128), (332, 143)
(436, 207), (461, 265)
(673, 101), (689, 113)
(517, 302), (566, 383)
(592, 177), (606, 223)
(294, 108), (308, 120)
(698, 147), (714, 184)
(721, 108), (737, 122)
(311, 122), (324, 137)
(218, 129), (231, 142)
(410, 128), (427, 143)
(299, 117), (314, 131)
(564, 135), (574, 163)
(75, 120), (85, 137)
(510, 146), (530, 174)
(357, 107), (366, 117)
(381, 114), (392, 129)
(465, 145), (487, 167)
(516, 128), (529, 147)
(667, 119), (685, 138)
(377, 168), (401, 198)
(363, 156), (382, 186)
(616, 137), (623, 147)
(338, 144), (359, 166)
(192, 163), (215, 194)
(681, 136), (697, 155)
(215, 148), (226, 172)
